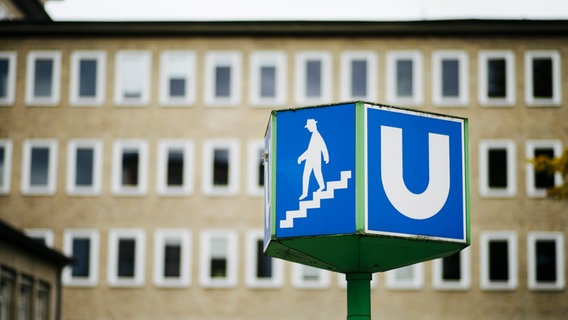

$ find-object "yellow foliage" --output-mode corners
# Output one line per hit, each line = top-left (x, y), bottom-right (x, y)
(529, 149), (568, 200)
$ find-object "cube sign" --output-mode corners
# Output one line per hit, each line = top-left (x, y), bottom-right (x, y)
(264, 102), (470, 273)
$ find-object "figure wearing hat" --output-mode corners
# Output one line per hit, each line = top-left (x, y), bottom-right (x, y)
(298, 118), (329, 200)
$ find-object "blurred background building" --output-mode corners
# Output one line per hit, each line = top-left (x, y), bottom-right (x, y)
(0, 0), (567, 318)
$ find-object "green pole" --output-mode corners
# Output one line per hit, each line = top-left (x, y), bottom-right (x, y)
(346, 273), (372, 320)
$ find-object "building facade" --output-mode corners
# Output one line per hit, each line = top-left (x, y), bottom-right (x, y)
(0, 20), (567, 319)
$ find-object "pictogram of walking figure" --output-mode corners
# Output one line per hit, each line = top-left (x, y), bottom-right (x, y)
(298, 119), (329, 200)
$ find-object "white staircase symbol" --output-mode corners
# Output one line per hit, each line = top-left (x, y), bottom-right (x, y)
(280, 170), (352, 229)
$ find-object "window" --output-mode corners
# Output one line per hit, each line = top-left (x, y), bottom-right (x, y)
(0, 140), (12, 194)
(25, 51), (61, 106)
(291, 263), (330, 289)
(112, 140), (148, 195)
(247, 139), (265, 197)
(63, 229), (100, 287)
(0, 52), (16, 106)
(199, 230), (238, 288)
(245, 230), (283, 288)
(204, 51), (242, 106)
(340, 51), (377, 101)
(528, 231), (565, 290)
(35, 282), (50, 320)
(432, 247), (471, 290)
(70, 51), (106, 106)
(24, 229), (54, 247)
(154, 229), (191, 287)
(478, 51), (515, 106)
(480, 231), (517, 290)
(108, 229), (145, 287)
(295, 51), (332, 105)
(386, 51), (423, 106)
(156, 140), (194, 196)
(432, 51), (469, 106)
(159, 51), (196, 106)
(1, 269), (15, 320)
(479, 140), (516, 198)
(525, 140), (563, 197)
(18, 276), (32, 320)
(249, 51), (287, 106)
(114, 51), (151, 106)
(21, 139), (58, 195)
(525, 50), (561, 106)
(385, 263), (424, 290)
(66, 139), (102, 195)
(202, 139), (240, 196)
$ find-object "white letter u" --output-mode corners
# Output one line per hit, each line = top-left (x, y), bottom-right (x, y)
(380, 125), (450, 220)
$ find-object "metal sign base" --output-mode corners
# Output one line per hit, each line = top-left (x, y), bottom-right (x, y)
(347, 273), (371, 320)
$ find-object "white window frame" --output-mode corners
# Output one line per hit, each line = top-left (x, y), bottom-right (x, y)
(201, 139), (240, 196)
(0, 51), (16, 106)
(247, 139), (265, 197)
(479, 139), (516, 198)
(62, 229), (100, 287)
(385, 263), (424, 290)
(294, 51), (332, 105)
(107, 228), (145, 287)
(386, 50), (423, 106)
(340, 51), (378, 101)
(432, 247), (471, 290)
(199, 229), (238, 288)
(25, 51), (61, 106)
(291, 263), (330, 289)
(69, 50), (106, 106)
(153, 229), (191, 288)
(204, 51), (242, 107)
(249, 50), (287, 107)
(480, 231), (518, 290)
(525, 50), (561, 107)
(156, 139), (194, 196)
(527, 231), (565, 291)
(24, 228), (54, 247)
(66, 139), (103, 196)
(0, 139), (12, 194)
(478, 50), (515, 106)
(21, 139), (58, 195)
(159, 50), (196, 106)
(245, 229), (283, 288)
(525, 139), (563, 198)
(111, 139), (148, 196)
(432, 50), (469, 107)
(114, 50), (151, 106)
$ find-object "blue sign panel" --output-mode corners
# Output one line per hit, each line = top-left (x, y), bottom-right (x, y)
(275, 104), (356, 238)
(366, 106), (466, 242)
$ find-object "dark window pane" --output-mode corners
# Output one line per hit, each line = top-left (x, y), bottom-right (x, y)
(532, 58), (553, 98)
(306, 60), (321, 97)
(75, 148), (94, 186)
(256, 240), (272, 278)
(257, 150), (264, 187)
(442, 252), (461, 281)
(30, 147), (49, 186)
(169, 78), (186, 97)
(71, 238), (91, 277)
(396, 59), (413, 97)
(534, 148), (555, 189)
(213, 149), (229, 186)
(0, 147), (4, 186)
(167, 149), (184, 186)
(117, 239), (136, 278)
(34, 59), (53, 97)
(351, 60), (367, 97)
(442, 59), (459, 97)
(211, 258), (227, 278)
(164, 243), (181, 278)
(260, 66), (276, 98)
(488, 149), (508, 188)
(215, 66), (231, 97)
(487, 59), (507, 98)
(536, 240), (557, 282)
(79, 59), (97, 97)
(121, 150), (139, 186)
(488, 240), (509, 281)
(0, 59), (8, 98)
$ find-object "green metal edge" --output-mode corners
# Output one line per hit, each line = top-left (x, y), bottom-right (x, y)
(270, 112), (278, 239)
(355, 101), (366, 233)
(463, 118), (471, 245)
